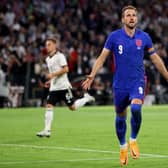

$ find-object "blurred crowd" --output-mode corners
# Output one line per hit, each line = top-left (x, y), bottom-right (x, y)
(0, 0), (168, 107)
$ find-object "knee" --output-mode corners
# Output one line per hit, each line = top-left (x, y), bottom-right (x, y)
(130, 104), (141, 113)
(46, 104), (53, 109)
(68, 105), (76, 111)
(116, 115), (126, 122)
(115, 105), (127, 117)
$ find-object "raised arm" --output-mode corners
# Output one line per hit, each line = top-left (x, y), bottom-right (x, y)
(150, 53), (168, 81)
(82, 48), (110, 90)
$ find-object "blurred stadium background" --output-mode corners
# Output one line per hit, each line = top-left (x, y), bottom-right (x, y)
(0, 0), (168, 107)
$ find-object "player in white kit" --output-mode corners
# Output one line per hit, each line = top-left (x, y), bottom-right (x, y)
(36, 36), (95, 137)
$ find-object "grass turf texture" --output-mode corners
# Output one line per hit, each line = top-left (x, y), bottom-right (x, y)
(0, 105), (168, 168)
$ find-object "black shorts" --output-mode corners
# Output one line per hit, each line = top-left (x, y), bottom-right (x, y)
(47, 88), (75, 106)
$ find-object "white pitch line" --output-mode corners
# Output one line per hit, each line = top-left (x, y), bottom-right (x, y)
(0, 143), (168, 159)
(0, 157), (118, 165)
(0, 143), (117, 154)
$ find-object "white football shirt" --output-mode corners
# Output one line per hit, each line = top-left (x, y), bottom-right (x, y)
(46, 51), (72, 91)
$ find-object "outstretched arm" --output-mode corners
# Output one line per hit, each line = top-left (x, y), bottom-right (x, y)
(82, 48), (110, 90)
(150, 53), (168, 81)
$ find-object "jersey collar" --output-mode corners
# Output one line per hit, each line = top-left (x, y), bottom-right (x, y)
(49, 50), (57, 58)
(122, 27), (137, 39)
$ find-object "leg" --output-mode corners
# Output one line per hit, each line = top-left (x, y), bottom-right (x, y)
(115, 109), (128, 166)
(115, 109), (127, 146)
(130, 99), (142, 139)
(66, 92), (95, 111)
(113, 89), (130, 166)
(36, 91), (57, 138)
(129, 98), (142, 159)
(36, 104), (53, 137)
(44, 104), (54, 132)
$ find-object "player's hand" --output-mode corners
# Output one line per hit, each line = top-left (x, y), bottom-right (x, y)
(82, 75), (94, 90)
(44, 80), (50, 88)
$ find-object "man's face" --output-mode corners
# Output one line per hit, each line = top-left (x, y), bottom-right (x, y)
(45, 40), (56, 54)
(122, 9), (138, 29)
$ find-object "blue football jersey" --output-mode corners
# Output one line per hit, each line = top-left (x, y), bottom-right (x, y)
(104, 28), (155, 89)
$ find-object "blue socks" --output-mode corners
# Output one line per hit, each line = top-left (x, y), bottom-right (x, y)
(115, 104), (142, 145)
(115, 115), (127, 145)
(130, 104), (142, 139)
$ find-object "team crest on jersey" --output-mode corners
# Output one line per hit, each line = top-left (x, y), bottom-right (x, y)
(135, 39), (142, 50)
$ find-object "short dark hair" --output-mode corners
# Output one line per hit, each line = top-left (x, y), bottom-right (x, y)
(122, 5), (137, 17)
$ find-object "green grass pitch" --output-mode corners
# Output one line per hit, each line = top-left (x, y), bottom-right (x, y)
(0, 105), (168, 168)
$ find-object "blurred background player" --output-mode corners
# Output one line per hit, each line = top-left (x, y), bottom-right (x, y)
(36, 36), (95, 137)
(0, 68), (9, 107)
(82, 5), (168, 166)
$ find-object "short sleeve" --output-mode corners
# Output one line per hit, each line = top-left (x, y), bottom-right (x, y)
(104, 33), (114, 51)
(59, 53), (68, 66)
